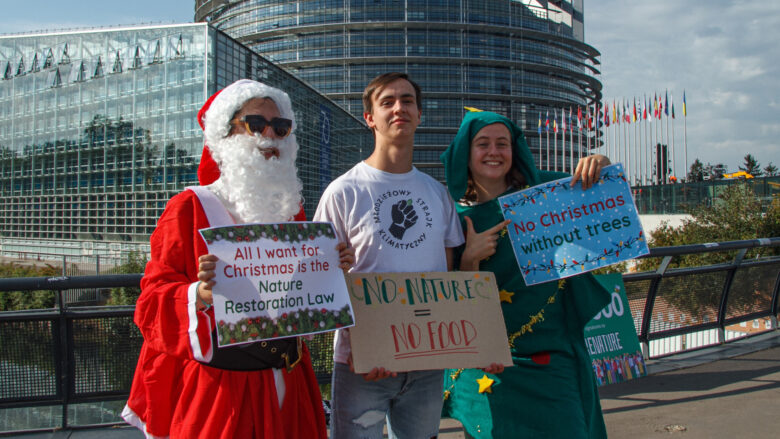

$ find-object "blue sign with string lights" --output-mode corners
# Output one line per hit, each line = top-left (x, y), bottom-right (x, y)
(498, 164), (649, 285)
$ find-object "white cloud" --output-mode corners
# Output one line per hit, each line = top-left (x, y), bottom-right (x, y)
(586, 0), (780, 174)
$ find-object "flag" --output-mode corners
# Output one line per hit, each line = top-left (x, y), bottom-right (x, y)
(654, 93), (658, 118)
(612, 100), (617, 124)
(553, 110), (558, 133)
(624, 101), (631, 123)
(568, 107), (573, 132)
(590, 105), (596, 130)
(561, 108), (566, 132)
(586, 106), (596, 131)
(604, 103), (609, 127)
(632, 99), (637, 123)
(664, 91), (669, 116)
(683, 91), (687, 116)
(671, 94), (675, 119)
(545, 110), (550, 132)
(538, 112), (542, 134)
(647, 97), (653, 122)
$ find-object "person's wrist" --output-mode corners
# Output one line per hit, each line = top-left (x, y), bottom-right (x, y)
(460, 253), (478, 271)
(195, 282), (211, 311)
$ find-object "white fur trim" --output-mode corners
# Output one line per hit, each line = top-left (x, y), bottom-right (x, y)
(186, 186), (234, 226)
(188, 281), (213, 362)
(272, 368), (286, 409)
(203, 79), (296, 147)
(121, 404), (169, 439)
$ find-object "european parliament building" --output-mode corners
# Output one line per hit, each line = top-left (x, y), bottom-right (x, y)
(196, 0), (602, 179)
(0, 23), (369, 262)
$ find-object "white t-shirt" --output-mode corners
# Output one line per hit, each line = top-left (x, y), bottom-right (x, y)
(314, 161), (465, 364)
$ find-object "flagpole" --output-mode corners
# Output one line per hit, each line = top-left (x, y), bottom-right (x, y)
(595, 102), (600, 158)
(635, 100), (640, 185)
(614, 104), (619, 165)
(554, 110), (558, 172)
(649, 97), (655, 184)
(683, 91), (688, 180)
(657, 96), (662, 184)
(624, 102), (629, 182)
(659, 100), (664, 182)
(586, 105), (591, 159)
(569, 108), (574, 173)
(644, 95), (649, 185)
(667, 95), (673, 180)
(577, 107), (582, 162)
(537, 112), (543, 169)
(546, 112), (550, 171)
(644, 101), (649, 185)
(671, 93), (676, 181)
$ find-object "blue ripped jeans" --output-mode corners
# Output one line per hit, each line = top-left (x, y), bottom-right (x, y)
(330, 362), (444, 439)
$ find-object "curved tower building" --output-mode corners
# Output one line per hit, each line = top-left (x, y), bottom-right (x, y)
(196, 0), (601, 178)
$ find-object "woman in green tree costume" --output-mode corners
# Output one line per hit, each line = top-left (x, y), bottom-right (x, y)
(440, 110), (612, 438)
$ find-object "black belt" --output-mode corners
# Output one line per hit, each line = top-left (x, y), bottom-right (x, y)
(200, 332), (303, 372)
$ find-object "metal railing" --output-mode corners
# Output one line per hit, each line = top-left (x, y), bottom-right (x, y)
(1, 238), (779, 434)
(622, 238), (780, 357)
(632, 175), (780, 214)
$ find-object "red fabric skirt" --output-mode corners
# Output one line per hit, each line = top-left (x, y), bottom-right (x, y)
(124, 343), (326, 439)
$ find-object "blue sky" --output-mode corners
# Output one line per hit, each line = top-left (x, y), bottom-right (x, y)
(3, 0), (193, 34)
(5, 0), (778, 174)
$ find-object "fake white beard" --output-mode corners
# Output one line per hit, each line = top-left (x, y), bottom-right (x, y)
(208, 134), (303, 223)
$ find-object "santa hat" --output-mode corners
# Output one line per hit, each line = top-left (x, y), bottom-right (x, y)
(196, 79), (296, 185)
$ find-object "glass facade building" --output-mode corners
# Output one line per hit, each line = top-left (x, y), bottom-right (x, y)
(0, 23), (369, 261)
(196, 0), (602, 179)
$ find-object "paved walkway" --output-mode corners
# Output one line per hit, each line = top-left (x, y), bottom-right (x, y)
(6, 331), (779, 438)
(598, 332), (780, 438)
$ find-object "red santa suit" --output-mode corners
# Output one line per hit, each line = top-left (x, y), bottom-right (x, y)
(122, 80), (326, 439)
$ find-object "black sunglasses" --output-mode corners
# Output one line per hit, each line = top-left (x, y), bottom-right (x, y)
(233, 115), (292, 138)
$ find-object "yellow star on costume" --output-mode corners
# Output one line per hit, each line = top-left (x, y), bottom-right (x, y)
(477, 374), (495, 393)
(499, 289), (514, 303)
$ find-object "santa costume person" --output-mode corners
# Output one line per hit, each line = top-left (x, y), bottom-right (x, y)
(122, 79), (346, 439)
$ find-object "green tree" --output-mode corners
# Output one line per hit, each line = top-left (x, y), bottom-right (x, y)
(739, 153), (762, 177)
(687, 158), (705, 182)
(763, 162), (778, 177)
(0, 262), (61, 311)
(640, 184), (780, 316)
(106, 251), (148, 305)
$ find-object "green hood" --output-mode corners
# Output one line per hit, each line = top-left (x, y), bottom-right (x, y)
(440, 111), (542, 201)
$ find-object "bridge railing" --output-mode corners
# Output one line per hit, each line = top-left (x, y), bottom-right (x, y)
(1, 238), (779, 434)
(622, 238), (780, 358)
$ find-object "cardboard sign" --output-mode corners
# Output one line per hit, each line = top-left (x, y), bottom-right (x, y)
(345, 271), (513, 373)
(199, 222), (354, 347)
(586, 273), (647, 386)
(499, 163), (649, 285)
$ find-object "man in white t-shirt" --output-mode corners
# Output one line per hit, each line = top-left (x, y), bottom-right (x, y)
(314, 73), (465, 438)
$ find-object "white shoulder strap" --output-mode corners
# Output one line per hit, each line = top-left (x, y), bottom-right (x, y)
(186, 186), (235, 226)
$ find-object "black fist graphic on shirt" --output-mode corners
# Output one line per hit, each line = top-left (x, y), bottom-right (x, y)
(388, 199), (418, 239)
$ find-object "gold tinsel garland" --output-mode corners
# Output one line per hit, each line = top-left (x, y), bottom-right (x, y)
(442, 279), (567, 401)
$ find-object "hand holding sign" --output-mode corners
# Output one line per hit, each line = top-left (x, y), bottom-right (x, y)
(196, 254), (218, 308)
(571, 154), (611, 189)
(199, 222), (355, 347)
(499, 164), (649, 285)
(346, 271), (512, 373)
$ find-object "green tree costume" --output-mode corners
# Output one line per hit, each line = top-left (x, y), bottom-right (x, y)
(440, 111), (610, 438)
